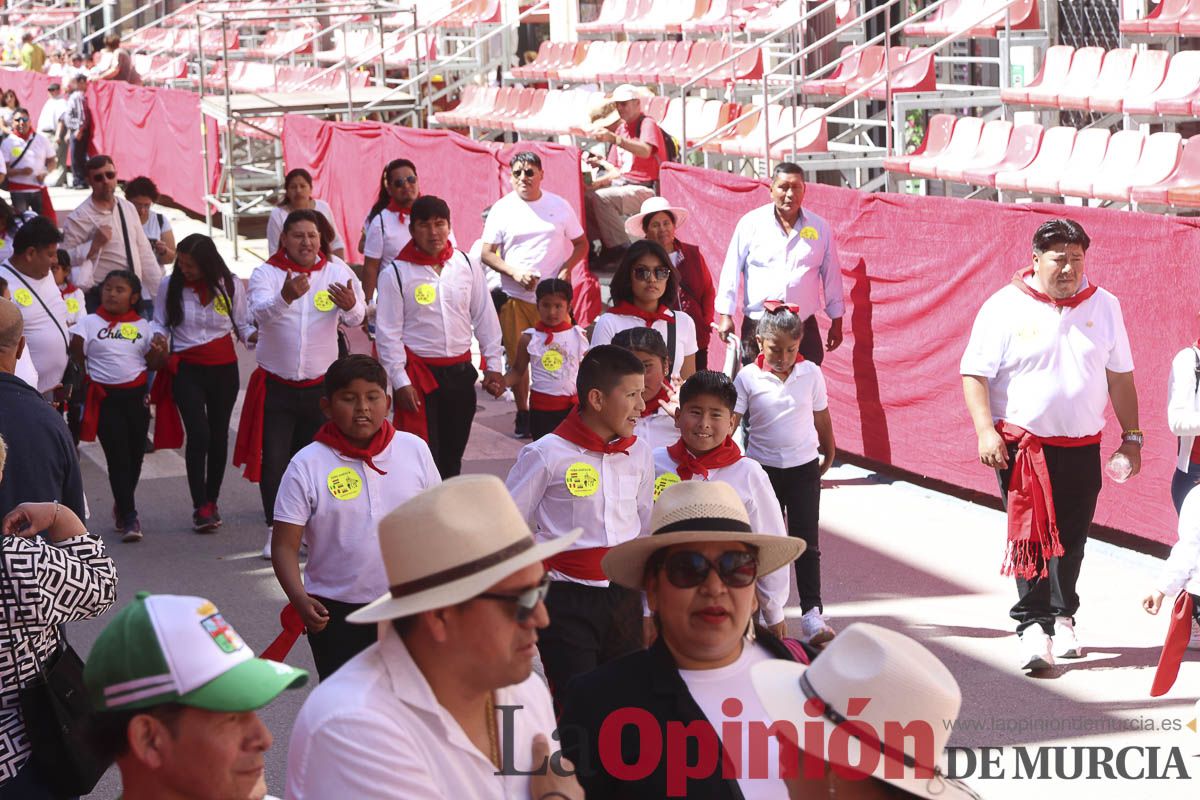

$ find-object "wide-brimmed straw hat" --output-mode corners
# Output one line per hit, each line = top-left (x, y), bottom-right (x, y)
(751, 623), (981, 800)
(349, 475), (580, 623)
(601, 480), (804, 589)
(624, 196), (690, 239)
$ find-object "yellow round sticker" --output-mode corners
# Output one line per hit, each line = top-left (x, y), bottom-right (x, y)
(65, 297), (80, 314)
(12, 288), (32, 307)
(119, 322), (140, 341)
(799, 226), (819, 241)
(10, 146), (22, 158)
(313, 290), (335, 312)
(653, 472), (681, 501)
(541, 349), (564, 373)
(564, 462), (600, 498)
(414, 283), (437, 306)
(327, 467), (363, 501)
(212, 295), (230, 316)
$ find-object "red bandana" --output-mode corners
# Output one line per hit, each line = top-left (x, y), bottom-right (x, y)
(59, 283), (77, 297)
(641, 385), (670, 417)
(386, 199), (411, 221)
(535, 320), (572, 345)
(755, 352), (803, 376)
(1010, 267), (1098, 309)
(552, 410), (636, 454)
(609, 302), (672, 327)
(762, 300), (801, 315)
(266, 249), (327, 274)
(96, 307), (141, 331)
(313, 420), (396, 475)
(185, 279), (211, 306)
(398, 240), (454, 267)
(666, 436), (742, 481)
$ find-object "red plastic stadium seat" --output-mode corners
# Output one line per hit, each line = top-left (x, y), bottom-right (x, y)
(1149, 0), (1200, 33)
(1120, 0), (1190, 34)
(628, 0), (711, 33)
(1060, 129), (1143, 198)
(1059, 48), (1134, 111)
(909, 116), (983, 179)
(1089, 49), (1168, 113)
(958, 124), (1043, 187)
(600, 40), (648, 83)
(934, 119), (1014, 183)
(904, 0), (962, 36)
(838, 47), (908, 98)
(684, 0), (757, 32)
(577, 0), (636, 34)
(883, 113), (956, 174)
(867, 47), (937, 98)
(700, 43), (763, 88)
(1130, 135), (1200, 204)
(768, 106), (829, 158)
(512, 40), (554, 81)
(1031, 127), (1109, 196)
(1123, 50), (1200, 116)
(1001, 45), (1072, 106)
(992, 125), (1075, 193)
(1032, 46), (1103, 108)
(800, 45), (863, 95)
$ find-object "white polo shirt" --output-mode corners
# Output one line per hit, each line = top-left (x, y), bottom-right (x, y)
(715, 204), (845, 321)
(590, 308), (698, 380)
(0, 263), (69, 392)
(274, 435), (441, 603)
(652, 446), (790, 626)
(79, 315), (155, 384)
(634, 410), (678, 452)
(0, 133), (53, 187)
(361, 207), (411, 262)
(374, 250), (503, 391)
(286, 624), (559, 800)
(506, 433), (654, 587)
(525, 325), (588, 398)
(734, 361), (828, 469)
(154, 279), (251, 352)
(959, 280), (1133, 438)
(480, 190), (584, 305)
(247, 257), (365, 381)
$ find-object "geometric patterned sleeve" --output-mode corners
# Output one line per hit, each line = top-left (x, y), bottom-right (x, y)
(2, 534), (119, 628)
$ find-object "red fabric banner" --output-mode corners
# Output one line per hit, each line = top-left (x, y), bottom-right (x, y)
(0, 68), (56, 125)
(660, 162), (1200, 546)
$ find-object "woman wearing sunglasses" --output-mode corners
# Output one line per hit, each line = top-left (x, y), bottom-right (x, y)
(591, 239), (698, 381)
(558, 479), (810, 800)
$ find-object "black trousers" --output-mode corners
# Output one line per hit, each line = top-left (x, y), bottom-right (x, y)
(530, 407), (571, 441)
(1171, 461), (1200, 514)
(307, 595), (377, 681)
(998, 442), (1101, 635)
(425, 361), (478, 479)
(8, 190), (42, 217)
(695, 348), (708, 372)
(739, 314), (824, 366)
(69, 131), (89, 187)
(539, 581), (642, 700)
(764, 459), (823, 612)
(259, 379), (325, 525)
(174, 361), (239, 509)
(97, 385), (149, 522)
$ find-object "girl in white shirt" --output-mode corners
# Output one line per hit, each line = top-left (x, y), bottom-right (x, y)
(612, 326), (679, 452)
(733, 304), (836, 645)
(359, 158), (420, 303)
(71, 270), (168, 542)
(266, 168), (346, 261)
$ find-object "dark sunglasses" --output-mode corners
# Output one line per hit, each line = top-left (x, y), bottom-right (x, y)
(12, 117), (28, 123)
(477, 575), (551, 623)
(91, 171), (117, 181)
(390, 176), (418, 187)
(662, 550), (758, 589)
(633, 266), (672, 282)
(512, 168), (536, 178)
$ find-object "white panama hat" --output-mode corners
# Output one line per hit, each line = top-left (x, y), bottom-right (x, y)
(624, 195), (690, 240)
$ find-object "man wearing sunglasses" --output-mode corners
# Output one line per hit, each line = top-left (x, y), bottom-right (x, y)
(558, 479), (809, 799)
(481, 151), (587, 439)
(286, 475), (584, 800)
(0, 106), (56, 219)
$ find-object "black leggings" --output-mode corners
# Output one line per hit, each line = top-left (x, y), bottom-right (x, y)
(307, 596), (377, 681)
(97, 385), (150, 522)
(425, 362), (478, 479)
(259, 379), (326, 525)
(764, 459), (823, 612)
(174, 361), (239, 509)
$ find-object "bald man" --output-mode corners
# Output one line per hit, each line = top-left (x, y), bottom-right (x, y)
(0, 296), (85, 519)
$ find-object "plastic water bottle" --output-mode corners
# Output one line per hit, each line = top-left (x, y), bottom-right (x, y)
(1106, 452), (1132, 483)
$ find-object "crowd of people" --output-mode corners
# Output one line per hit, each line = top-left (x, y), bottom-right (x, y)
(0, 71), (1196, 800)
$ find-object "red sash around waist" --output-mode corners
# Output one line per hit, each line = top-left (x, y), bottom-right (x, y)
(529, 391), (577, 413)
(147, 336), (239, 450)
(79, 373), (147, 442)
(233, 367), (324, 483)
(393, 347), (471, 442)
(544, 546), (610, 582)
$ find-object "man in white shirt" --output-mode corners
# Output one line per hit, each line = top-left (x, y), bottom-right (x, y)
(1, 107), (57, 217)
(0, 216), (69, 394)
(62, 154), (163, 311)
(715, 162), (845, 366)
(960, 218), (1142, 672)
(286, 475), (584, 800)
(35, 84), (69, 187)
(482, 151), (587, 439)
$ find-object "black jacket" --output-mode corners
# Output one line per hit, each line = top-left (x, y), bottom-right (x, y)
(558, 631), (812, 800)
(0, 372), (85, 519)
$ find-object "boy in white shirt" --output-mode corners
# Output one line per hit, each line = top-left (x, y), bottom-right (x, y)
(505, 344), (655, 699)
(272, 355), (441, 680)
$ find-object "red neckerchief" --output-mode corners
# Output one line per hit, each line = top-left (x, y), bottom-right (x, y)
(1010, 267), (1098, 309)
(609, 302), (672, 327)
(59, 282), (77, 297)
(641, 384), (670, 417)
(96, 307), (141, 331)
(313, 420), (396, 476)
(755, 352), (803, 377)
(535, 320), (572, 345)
(552, 410), (636, 454)
(667, 436), (742, 481)
(386, 199), (411, 222)
(8, 128), (29, 142)
(398, 240), (453, 267)
(763, 300), (801, 314)
(266, 249), (327, 274)
(185, 279), (211, 306)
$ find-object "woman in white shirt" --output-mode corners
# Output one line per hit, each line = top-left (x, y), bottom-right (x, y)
(124, 176), (176, 267)
(266, 168), (345, 261)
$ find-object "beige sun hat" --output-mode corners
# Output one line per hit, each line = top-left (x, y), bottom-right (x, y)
(348, 475), (580, 624)
(751, 623), (981, 800)
(624, 196), (690, 239)
(601, 480), (804, 589)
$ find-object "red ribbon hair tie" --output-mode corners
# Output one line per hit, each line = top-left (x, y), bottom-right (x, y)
(762, 300), (800, 314)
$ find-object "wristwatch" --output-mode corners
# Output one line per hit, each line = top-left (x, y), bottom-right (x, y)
(1121, 429), (1144, 447)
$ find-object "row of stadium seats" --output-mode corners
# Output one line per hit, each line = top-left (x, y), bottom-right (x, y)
(885, 114), (1200, 204)
(1119, 0), (1200, 36)
(902, 0), (1038, 38)
(576, 0), (856, 36)
(129, 26), (240, 56)
(800, 45), (935, 98)
(512, 39), (762, 87)
(204, 60), (372, 93)
(132, 54), (188, 83)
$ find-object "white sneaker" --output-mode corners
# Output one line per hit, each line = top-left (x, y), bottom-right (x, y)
(1053, 616), (1083, 659)
(261, 527), (272, 560)
(1189, 620), (1200, 652)
(1018, 628), (1055, 671)
(799, 607), (836, 646)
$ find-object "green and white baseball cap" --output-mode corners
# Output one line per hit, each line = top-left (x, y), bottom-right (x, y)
(85, 592), (308, 713)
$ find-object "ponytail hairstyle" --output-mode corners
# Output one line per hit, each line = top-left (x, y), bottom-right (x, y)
(166, 234), (238, 335)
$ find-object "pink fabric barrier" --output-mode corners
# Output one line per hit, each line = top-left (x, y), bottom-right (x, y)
(0, 68), (57, 126)
(660, 162), (1200, 546)
(281, 115), (601, 324)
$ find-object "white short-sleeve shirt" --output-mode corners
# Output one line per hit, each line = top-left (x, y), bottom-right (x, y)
(734, 360), (828, 468)
(590, 308), (698, 380)
(525, 325), (589, 398)
(0, 133), (53, 187)
(79, 315), (155, 385)
(480, 190), (584, 304)
(1, 264), (69, 392)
